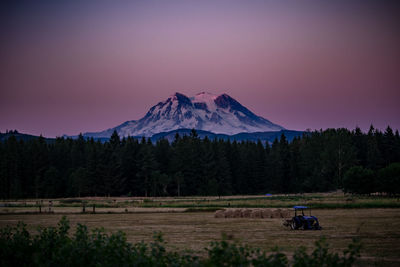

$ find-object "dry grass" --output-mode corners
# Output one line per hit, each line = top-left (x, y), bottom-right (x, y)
(2, 192), (399, 211)
(1, 208), (400, 266)
(0, 207), (186, 214)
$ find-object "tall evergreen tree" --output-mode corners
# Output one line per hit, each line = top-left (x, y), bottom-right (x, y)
(1, 126), (399, 198)
(136, 139), (157, 197)
(382, 126), (396, 165)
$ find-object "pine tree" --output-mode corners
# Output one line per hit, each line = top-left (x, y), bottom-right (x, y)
(136, 140), (157, 197)
(1, 125), (399, 198)
(214, 140), (232, 196)
(320, 129), (356, 190)
(85, 140), (101, 196)
(365, 125), (384, 171)
(289, 137), (301, 193)
(42, 166), (62, 198)
(31, 136), (49, 198)
(253, 140), (267, 193)
(395, 130), (400, 163)
(110, 130), (120, 148)
(278, 134), (291, 192)
(382, 126), (396, 165)
(199, 137), (217, 195)
(120, 137), (139, 196)
(353, 127), (367, 166)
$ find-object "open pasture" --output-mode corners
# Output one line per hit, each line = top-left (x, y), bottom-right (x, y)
(1, 192), (400, 214)
(1, 208), (400, 266)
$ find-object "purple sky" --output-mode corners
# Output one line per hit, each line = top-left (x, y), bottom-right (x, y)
(1, 0), (399, 137)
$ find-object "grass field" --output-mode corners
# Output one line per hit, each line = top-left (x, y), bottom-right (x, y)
(2, 192), (400, 214)
(1, 208), (400, 266)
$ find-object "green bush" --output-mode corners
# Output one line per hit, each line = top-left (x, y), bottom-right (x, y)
(378, 163), (400, 195)
(0, 217), (361, 266)
(292, 237), (361, 267)
(343, 166), (375, 195)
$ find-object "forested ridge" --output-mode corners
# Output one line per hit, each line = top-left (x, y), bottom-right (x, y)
(1, 126), (399, 199)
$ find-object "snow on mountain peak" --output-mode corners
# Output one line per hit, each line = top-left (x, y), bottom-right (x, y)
(83, 92), (285, 138)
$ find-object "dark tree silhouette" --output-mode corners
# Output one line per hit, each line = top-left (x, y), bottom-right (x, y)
(0, 127), (399, 198)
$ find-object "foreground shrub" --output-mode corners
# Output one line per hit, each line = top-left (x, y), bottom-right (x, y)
(0, 217), (361, 266)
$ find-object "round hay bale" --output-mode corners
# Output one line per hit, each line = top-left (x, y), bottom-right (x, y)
(270, 208), (281, 218)
(261, 209), (272, 218)
(269, 208), (276, 218)
(241, 209), (252, 218)
(250, 210), (256, 218)
(251, 209), (262, 218)
(214, 209), (225, 218)
(224, 209), (234, 218)
(233, 209), (242, 218)
(276, 208), (283, 218)
(281, 209), (291, 218)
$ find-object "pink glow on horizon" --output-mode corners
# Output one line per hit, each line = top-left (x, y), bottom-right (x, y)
(1, 1), (399, 137)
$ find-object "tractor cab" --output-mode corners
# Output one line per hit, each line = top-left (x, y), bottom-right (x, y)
(286, 206), (321, 230)
(294, 205), (309, 216)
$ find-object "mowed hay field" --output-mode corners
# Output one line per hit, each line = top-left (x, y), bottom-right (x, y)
(1, 209), (400, 266)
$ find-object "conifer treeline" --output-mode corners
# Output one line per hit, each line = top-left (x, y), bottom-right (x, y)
(0, 126), (399, 199)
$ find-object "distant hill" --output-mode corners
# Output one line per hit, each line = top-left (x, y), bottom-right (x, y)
(0, 131), (54, 143)
(150, 129), (304, 144)
(3, 129), (303, 144)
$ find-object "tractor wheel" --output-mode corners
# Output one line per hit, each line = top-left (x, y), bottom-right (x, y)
(290, 220), (297, 230)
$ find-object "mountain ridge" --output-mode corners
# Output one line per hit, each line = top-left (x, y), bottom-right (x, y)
(81, 92), (285, 138)
(1, 129), (303, 145)
(150, 128), (303, 144)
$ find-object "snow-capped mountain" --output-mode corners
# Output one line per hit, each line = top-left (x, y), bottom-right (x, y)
(83, 92), (285, 138)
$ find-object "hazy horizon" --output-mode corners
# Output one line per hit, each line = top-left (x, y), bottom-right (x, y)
(1, 0), (399, 137)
